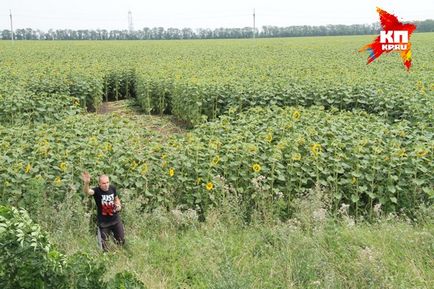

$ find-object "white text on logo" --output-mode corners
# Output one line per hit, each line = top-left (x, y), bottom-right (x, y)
(380, 31), (408, 50)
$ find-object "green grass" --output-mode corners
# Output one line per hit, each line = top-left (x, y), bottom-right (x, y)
(40, 189), (433, 289)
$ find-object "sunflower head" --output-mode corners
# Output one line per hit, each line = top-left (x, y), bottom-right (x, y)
(54, 176), (62, 186)
(141, 163), (149, 175)
(211, 155), (220, 166)
(292, 153), (301, 161)
(252, 163), (261, 173)
(292, 110), (301, 120)
(25, 163), (32, 174)
(206, 182), (214, 191)
(416, 149), (428, 158)
(311, 143), (322, 157)
(265, 133), (273, 143)
(169, 168), (175, 177)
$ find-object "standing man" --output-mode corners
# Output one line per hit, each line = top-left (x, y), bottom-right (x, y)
(81, 171), (125, 251)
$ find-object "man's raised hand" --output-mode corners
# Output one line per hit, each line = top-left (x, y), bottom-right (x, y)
(81, 171), (91, 184)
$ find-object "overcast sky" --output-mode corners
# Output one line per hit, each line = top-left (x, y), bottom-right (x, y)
(1, 0), (433, 31)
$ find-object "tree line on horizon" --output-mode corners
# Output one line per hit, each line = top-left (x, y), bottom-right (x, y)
(1, 19), (433, 40)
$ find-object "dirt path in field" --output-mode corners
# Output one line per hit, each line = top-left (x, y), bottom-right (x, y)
(97, 102), (118, 114)
(97, 100), (139, 115)
(96, 100), (187, 136)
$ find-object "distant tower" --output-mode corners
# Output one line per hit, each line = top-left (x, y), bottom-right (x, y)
(10, 9), (15, 41)
(253, 8), (256, 39)
(128, 11), (134, 32)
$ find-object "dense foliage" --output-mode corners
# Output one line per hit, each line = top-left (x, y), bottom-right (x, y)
(0, 34), (432, 219)
(0, 205), (145, 289)
(0, 33), (432, 289)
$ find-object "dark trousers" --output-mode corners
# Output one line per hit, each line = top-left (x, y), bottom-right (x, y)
(97, 221), (125, 251)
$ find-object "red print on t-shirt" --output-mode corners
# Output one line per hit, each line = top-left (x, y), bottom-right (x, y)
(102, 203), (115, 216)
(101, 194), (115, 216)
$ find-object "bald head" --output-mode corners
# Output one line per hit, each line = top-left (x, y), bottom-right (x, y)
(98, 175), (110, 191)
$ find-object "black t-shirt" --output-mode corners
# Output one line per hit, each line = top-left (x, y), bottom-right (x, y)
(93, 185), (120, 226)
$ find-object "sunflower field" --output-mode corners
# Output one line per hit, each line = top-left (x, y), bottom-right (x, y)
(0, 34), (433, 220)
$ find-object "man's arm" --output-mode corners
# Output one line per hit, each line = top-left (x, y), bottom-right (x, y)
(81, 171), (95, 196)
(115, 196), (121, 211)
